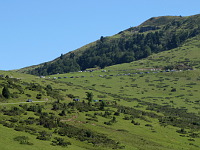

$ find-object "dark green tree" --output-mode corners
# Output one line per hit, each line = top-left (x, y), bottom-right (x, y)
(59, 110), (66, 116)
(2, 86), (10, 99)
(86, 92), (93, 103)
(46, 84), (53, 91)
(99, 101), (105, 110)
(60, 54), (64, 59)
(112, 116), (117, 123)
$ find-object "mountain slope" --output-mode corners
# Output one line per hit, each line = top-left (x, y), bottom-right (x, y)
(1, 32), (200, 149)
(105, 34), (200, 71)
(17, 14), (200, 75)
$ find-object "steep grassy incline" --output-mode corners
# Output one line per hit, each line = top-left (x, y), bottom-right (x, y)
(17, 14), (200, 75)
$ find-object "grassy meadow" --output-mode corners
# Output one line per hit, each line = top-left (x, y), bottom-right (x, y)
(0, 37), (200, 149)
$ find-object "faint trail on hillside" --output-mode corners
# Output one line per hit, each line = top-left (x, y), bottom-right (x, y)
(0, 101), (47, 105)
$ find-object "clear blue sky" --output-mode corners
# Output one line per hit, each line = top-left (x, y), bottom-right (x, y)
(0, 0), (200, 70)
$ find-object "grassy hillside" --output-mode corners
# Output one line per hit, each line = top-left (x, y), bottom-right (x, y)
(1, 34), (200, 149)
(16, 14), (200, 75)
(1, 14), (200, 150)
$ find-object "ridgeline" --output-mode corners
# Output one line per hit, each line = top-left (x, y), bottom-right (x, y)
(17, 14), (200, 75)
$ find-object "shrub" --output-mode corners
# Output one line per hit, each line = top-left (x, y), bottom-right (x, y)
(36, 131), (52, 141)
(67, 94), (75, 99)
(176, 128), (187, 134)
(13, 136), (33, 145)
(26, 94), (31, 97)
(171, 88), (176, 92)
(36, 94), (42, 99)
(52, 137), (71, 147)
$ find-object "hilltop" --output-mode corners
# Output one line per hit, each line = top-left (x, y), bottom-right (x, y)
(16, 14), (200, 75)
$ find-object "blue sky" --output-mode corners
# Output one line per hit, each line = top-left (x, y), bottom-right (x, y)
(0, 0), (200, 70)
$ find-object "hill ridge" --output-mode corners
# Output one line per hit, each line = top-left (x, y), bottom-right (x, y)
(16, 14), (200, 75)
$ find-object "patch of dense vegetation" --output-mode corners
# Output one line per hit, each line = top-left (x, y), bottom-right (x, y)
(0, 100), (124, 149)
(57, 123), (123, 148)
(146, 103), (200, 129)
(19, 14), (200, 75)
(0, 75), (64, 102)
(13, 136), (33, 145)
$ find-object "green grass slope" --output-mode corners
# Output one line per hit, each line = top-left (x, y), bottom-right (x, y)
(1, 15), (200, 150)
(0, 124), (88, 150)
(2, 36), (200, 149)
